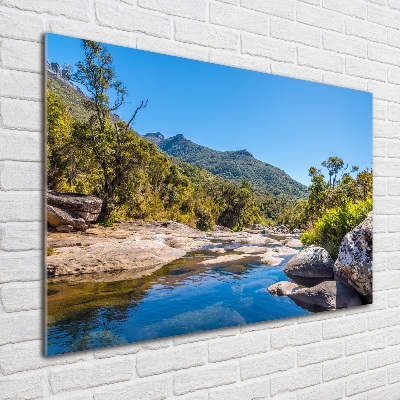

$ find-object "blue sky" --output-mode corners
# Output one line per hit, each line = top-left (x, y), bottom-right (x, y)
(46, 33), (372, 186)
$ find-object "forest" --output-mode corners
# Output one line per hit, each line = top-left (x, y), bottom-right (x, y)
(47, 40), (372, 259)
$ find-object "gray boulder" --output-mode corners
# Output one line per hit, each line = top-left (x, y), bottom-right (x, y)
(47, 191), (102, 222)
(284, 245), (334, 279)
(56, 224), (73, 233)
(334, 213), (373, 303)
(47, 205), (88, 231)
(268, 281), (299, 296)
(288, 281), (362, 310)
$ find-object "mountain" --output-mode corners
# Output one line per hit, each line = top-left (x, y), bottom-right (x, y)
(144, 133), (308, 199)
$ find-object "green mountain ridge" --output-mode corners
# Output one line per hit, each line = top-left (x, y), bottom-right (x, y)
(144, 133), (308, 199)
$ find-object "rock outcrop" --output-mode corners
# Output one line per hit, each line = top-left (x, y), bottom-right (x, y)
(284, 245), (334, 279)
(288, 281), (362, 310)
(334, 213), (373, 303)
(268, 281), (299, 296)
(47, 205), (88, 231)
(48, 191), (102, 222)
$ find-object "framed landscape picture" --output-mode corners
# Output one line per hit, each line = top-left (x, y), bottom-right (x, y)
(45, 33), (372, 356)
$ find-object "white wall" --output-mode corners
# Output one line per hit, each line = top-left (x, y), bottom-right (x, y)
(0, 0), (399, 398)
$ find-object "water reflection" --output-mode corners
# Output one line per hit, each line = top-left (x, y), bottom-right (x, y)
(47, 248), (311, 355)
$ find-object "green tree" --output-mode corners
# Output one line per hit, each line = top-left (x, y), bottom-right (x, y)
(71, 40), (148, 221)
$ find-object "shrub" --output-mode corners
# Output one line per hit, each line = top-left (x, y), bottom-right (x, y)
(300, 198), (372, 259)
(47, 246), (55, 256)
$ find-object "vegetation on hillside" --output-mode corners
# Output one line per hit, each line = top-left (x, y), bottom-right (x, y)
(150, 133), (308, 199)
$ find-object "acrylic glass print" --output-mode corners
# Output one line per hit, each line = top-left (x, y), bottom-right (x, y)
(45, 33), (373, 356)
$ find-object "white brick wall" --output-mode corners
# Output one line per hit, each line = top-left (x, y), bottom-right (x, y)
(0, 0), (399, 398)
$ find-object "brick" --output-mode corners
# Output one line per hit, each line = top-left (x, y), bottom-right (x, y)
(210, 2), (269, 36)
(0, 371), (46, 400)
(271, 322), (322, 349)
(323, 0), (366, 19)
(323, 315), (366, 339)
(374, 270), (400, 290)
(374, 198), (400, 214)
(272, 62), (322, 83)
(346, 330), (386, 356)
(369, 43), (400, 67)
(136, 343), (206, 377)
(96, 1), (171, 39)
(0, 191), (41, 222)
(137, 36), (209, 62)
(271, 19), (320, 47)
(0, 70), (41, 101)
(0, 10), (43, 42)
(388, 365), (400, 384)
(374, 121), (400, 139)
(174, 363), (238, 395)
(0, 340), (86, 375)
(1, 281), (41, 312)
(323, 354), (366, 381)
(0, 222), (42, 251)
(94, 378), (169, 400)
(388, 65), (400, 85)
(48, 19), (135, 49)
(388, 179), (400, 196)
(0, 131), (41, 161)
(374, 233), (400, 252)
(210, 51), (270, 74)
(323, 31), (366, 58)
(1, 0), (90, 21)
(270, 365), (321, 396)
(0, 161), (42, 190)
(345, 369), (386, 396)
(1, 98), (43, 131)
(0, 251), (41, 283)
(345, 57), (386, 81)
(297, 2), (343, 32)
(208, 380), (268, 400)
(345, 18), (386, 43)
(388, 289), (400, 308)
(369, 81), (400, 103)
(388, 28), (400, 48)
(368, 308), (400, 330)
(173, 326), (237, 345)
(298, 47), (344, 72)
(241, 35), (296, 63)
(0, 310), (40, 345)
(240, 350), (295, 380)
(138, 0), (206, 21)
(374, 100), (387, 121)
(241, 0), (296, 20)
(373, 176), (387, 195)
(175, 20), (238, 50)
(388, 103), (400, 122)
(50, 360), (133, 394)
(368, 4), (400, 30)
(297, 381), (344, 400)
(0, 39), (42, 73)
(322, 72), (367, 91)
(389, 0), (400, 10)
(368, 384), (400, 400)
(297, 341), (343, 366)
(368, 345), (400, 369)
(209, 332), (269, 362)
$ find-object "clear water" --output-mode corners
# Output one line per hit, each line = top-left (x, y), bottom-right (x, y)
(46, 244), (312, 356)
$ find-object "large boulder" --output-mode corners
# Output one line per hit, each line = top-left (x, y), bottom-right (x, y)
(268, 281), (299, 296)
(334, 213), (373, 303)
(288, 281), (362, 310)
(47, 205), (88, 231)
(284, 245), (334, 279)
(47, 191), (102, 222)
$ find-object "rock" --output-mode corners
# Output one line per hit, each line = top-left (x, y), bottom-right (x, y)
(47, 191), (102, 222)
(270, 224), (289, 234)
(292, 228), (301, 234)
(47, 205), (88, 231)
(268, 281), (298, 296)
(284, 245), (334, 279)
(56, 224), (73, 233)
(261, 255), (284, 266)
(334, 213), (373, 303)
(199, 254), (247, 265)
(288, 281), (362, 310)
(283, 238), (302, 248)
